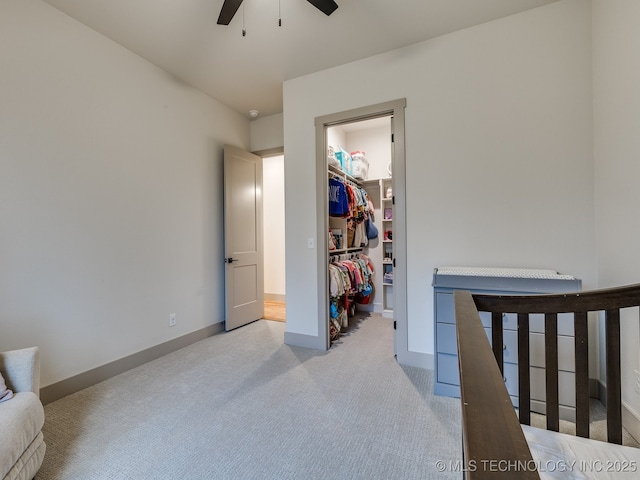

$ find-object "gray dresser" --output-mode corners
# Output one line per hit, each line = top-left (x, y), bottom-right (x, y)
(433, 267), (582, 421)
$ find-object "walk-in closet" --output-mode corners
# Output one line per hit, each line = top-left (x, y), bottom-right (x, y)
(326, 116), (394, 344)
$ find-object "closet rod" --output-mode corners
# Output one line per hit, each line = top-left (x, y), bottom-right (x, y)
(329, 250), (363, 262)
(328, 174), (362, 189)
(328, 164), (362, 186)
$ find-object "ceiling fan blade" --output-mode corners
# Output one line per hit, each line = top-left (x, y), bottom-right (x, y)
(306, 0), (338, 16)
(217, 0), (244, 25)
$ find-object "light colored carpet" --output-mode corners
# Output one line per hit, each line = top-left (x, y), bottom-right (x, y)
(38, 314), (463, 479)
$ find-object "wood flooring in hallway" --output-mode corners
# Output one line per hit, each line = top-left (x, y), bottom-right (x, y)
(263, 300), (285, 322)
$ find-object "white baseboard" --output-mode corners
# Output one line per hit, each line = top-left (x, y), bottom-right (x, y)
(264, 293), (286, 302)
(591, 378), (640, 444)
(623, 401), (640, 444)
(41, 322), (224, 404)
(284, 331), (327, 350)
(397, 350), (434, 370)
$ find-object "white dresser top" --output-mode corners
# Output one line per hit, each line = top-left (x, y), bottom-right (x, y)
(436, 266), (576, 280)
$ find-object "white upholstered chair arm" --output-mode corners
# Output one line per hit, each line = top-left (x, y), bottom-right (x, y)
(0, 347), (41, 397)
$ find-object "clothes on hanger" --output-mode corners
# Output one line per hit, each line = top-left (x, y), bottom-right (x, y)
(328, 253), (375, 343)
(329, 176), (349, 217)
(329, 176), (375, 249)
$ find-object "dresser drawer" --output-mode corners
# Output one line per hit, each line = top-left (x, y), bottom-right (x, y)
(437, 292), (491, 327)
(530, 333), (575, 371)
(437, 322), (490, 355)
(436, 323), (457, 354)
(501, 331), (575, 371)
(529, 313), (575, 336)
(503, 362), (518, 397)
(476, 312), (574, 335)
(502, 363), (576, 408)
(436, 353), (460, 386)
(478, 311), (517, 330)
(531, 367), (576, 408)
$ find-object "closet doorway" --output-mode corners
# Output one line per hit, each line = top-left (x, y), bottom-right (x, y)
(262, 153), (286, 322)
(315, 99), (407, 357)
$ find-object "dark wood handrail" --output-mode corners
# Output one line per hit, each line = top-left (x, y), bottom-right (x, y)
(455, 290), (540, 479)
(472, 282), (640, 313)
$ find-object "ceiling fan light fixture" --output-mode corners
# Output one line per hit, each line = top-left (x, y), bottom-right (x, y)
(306, 0), (338, 16)
(217, 0), (243, 25)
(217, 0), (338, 26)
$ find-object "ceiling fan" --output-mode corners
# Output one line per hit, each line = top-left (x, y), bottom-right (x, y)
(217, 0), (338, 25)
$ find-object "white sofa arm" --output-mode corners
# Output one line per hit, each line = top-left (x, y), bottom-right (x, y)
(0, 347), (40, 397)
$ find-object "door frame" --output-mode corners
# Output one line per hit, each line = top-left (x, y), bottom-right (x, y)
(256, 148), (286, 309)
(314, 98), (408, 358)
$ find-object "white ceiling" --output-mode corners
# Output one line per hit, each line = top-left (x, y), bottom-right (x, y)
(42, 0), (558, 119)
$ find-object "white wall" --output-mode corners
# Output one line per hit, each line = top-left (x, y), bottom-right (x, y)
(593, 0), (640, 435)
(0, 0), (249, 387)
(250, 113), (284, 152)
(251, 114), (285, 298)
(283, 0), (596, 359)
(263, 155), (286, 298)
(345, 126), (392, 181)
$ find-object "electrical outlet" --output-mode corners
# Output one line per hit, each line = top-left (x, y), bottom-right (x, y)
(169, 313), (176, 327)
(635, 370), (640, 395)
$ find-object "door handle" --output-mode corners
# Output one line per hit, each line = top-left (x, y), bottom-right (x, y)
(226, 257), (237, 264)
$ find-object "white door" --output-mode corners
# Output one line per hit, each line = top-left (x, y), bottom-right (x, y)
(224, 145), (264, 331)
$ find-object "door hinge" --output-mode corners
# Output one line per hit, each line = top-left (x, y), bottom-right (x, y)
(391, 133), (394, 143)
(393, 321), (397, 330)
(392, 196), (395, 205)
(393, 258), (396, 268)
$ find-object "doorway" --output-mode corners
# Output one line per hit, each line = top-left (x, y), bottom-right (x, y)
(262, 154), (286, 322)
(315, 99), (407, 356)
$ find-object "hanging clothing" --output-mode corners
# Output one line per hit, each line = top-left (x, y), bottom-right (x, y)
(327, 253), (375, 345)
(354, 221), (367, 248)
(329, 177), (349, 217)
